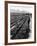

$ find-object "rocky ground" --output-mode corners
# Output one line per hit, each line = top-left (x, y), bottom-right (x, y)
(10, 13), (32, 39)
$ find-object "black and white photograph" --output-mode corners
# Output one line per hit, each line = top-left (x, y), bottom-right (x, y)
(10, 6), (32, 39)
(5, 1), (36, 45)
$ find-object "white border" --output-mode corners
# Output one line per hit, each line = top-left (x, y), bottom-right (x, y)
(8, 3), (34, 43)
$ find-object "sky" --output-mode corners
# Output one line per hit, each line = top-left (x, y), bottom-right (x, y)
(8, 4), (34, 13)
